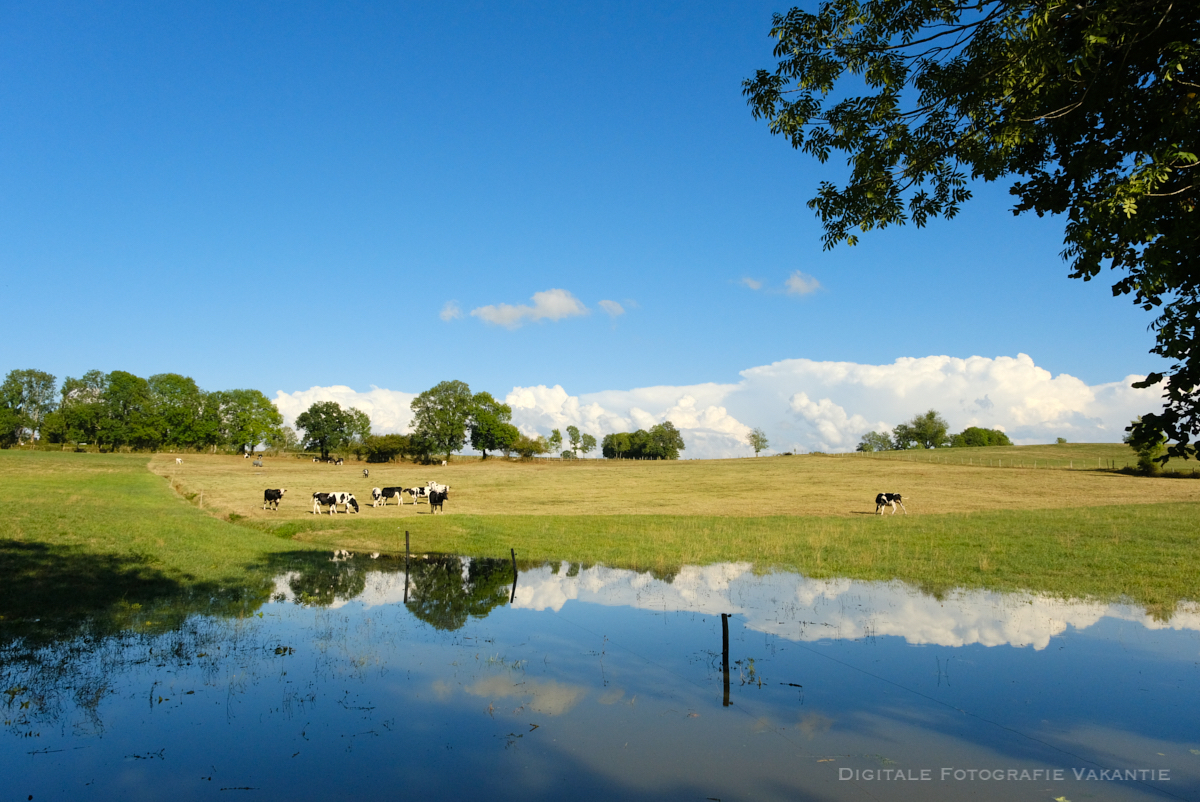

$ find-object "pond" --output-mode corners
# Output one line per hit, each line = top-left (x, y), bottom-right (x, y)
(3, 552), (1198, 801)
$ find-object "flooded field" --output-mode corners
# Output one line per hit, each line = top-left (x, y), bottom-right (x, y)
(3, 553), (1198, 801)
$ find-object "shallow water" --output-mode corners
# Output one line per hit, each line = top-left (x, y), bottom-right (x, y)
(3, 553), (1198, 801)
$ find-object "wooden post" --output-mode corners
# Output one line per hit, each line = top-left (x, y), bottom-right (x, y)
(721, 613), (731, 707)
(509, 548), (518, 604)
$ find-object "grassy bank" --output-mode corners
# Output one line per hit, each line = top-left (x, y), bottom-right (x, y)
(3, 449), (1198, 619)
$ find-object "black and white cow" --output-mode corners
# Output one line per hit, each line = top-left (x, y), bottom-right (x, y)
(875, 493), (907, 515)
(330, 491), (358, 513)
(335, 458), (344, 466)
(263, 488), (287, 510)
(426, 481), (450, 496)
(404, 486), (431, 504)
(313, 491), (358, 514)
(429, 489), (447, 514)
(372, 486), (406, 507)
(312, 492), (336, 514)
(362, 468), (369, 479)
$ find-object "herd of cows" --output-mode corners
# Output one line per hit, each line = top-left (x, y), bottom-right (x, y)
(260, 481), (451, 515)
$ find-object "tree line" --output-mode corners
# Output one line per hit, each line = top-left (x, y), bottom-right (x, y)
(3, 368), (689, 462)
(856, 410), (1013, 452)
(1, 368), (289, 453)
(355, 380), (685, 463)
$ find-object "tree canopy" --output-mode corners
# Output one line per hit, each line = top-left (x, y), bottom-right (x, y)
(893, 410), (951, 449)
(747, 427), (769, 456)
(601, 422), (686, 460)
(744, 0), (1199, 458)
(295, 401), (355, 460)
(410, 380), (476, 463)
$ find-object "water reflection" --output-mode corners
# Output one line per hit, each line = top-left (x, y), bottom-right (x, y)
(3, 553), (1198, 801)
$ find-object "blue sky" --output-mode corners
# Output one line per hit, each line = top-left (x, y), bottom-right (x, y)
(1, 2), (1166, 455)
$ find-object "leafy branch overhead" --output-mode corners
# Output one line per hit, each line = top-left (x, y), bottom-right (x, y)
(744, 0), (1199, 457)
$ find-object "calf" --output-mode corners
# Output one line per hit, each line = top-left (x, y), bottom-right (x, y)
(429, 489), (448, 514)
(875, 493), (907, 515)
(363, 468), (369, 479)
(372, 486), (406, 507)
(175, 458), (182, 465)
(263, 488), (287, 510)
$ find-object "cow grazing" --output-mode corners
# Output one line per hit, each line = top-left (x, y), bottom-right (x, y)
(313, 457), (320, 463)
(427, 481), (450, 496)
(329, 491), (359, 513)
(875, 493), (907, 515)
(335, 458), (344, 466)
(429, 489), (448, 514)
(363, 468), (369, 479)
(243, 453), (250, 459)
(175, 458), (182, 465)
(312, 492), (335, 514)
(372, 486), (406, 507)
(263, 488), (287, 510)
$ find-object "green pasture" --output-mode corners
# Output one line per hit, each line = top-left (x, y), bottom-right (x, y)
(2, 448), (1198, 624)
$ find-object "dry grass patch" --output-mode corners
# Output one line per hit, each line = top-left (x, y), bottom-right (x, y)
(150, 446), (1200, 521)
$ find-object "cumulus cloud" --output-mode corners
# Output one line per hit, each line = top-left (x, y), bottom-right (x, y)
(274, 353), (1163, 458)
(470, 288), (588, 329)
(273, 385), (417, 435)
(740, 277), (763, 290)
(784, 270), (821, 296)
(439, 301), (462, 322)
(508, 563), (1200, 648)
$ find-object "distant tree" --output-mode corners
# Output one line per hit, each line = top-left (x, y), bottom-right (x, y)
(52, 370), (108, 446)
(512, 433), (550, 459)
(647, 421), (686, 460)
(267, 425), (299, 453)
(494, 423), (521, 458)
(470, 391), (514, 459)
(950, 427), (1013, 448)
(1125, 416), (1167, 475)
(579, 432), (597, 457)
(363, 433), (410, 463)
(746, 427), (769, 456)
(547, 429), (563, 455)
(893, 410), (950, 450)
(102, 371), (157, 450)
(565, 426), (582, 453)
(856, 431), (892, 452)
(1056, 437), (1068, 445)
(601, 432), (632, 459)
(218, 389), (284, 455)
(411, 380), (475, 463)
(295, 401), (354, 460)
(148, 373), (205, 449)
(1, 369), (58, 445)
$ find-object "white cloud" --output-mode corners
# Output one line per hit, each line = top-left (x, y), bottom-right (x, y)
(273, 385), (417, 435)
(508, 563), (1200, 649)
(275, 353), (1163, 458)
(597, 299), (624, 317)
(470, 288), (588, 329)
(740, 277), (763, 290)
(439, 301), (462, 322)
(784, 270), (821, 296)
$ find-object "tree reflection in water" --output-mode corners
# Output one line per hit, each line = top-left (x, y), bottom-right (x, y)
(404, 555), (516, 631)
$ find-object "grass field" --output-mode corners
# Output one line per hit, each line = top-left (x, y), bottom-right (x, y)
(2, 446), (1198, 620)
